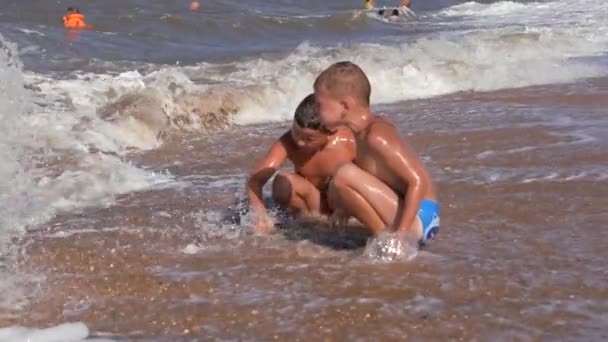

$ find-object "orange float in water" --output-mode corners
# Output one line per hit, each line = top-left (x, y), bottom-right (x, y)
(63, 8), (91, 29)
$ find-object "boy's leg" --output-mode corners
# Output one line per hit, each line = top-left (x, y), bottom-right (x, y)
(272, 172), (322, 216)
(329, 163), (422, 236)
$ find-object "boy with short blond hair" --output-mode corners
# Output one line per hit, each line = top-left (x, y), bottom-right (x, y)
(314, 61), (439, 245)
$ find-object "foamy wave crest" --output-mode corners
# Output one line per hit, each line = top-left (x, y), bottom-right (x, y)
(439, 0), (608, 33)
(0, 322), (114, 342)
(0, 38), (33, 237)
(440, 1), (531, 17)
(0, 36), (50, 312)
(225, 25), (605, 123)
(0, 35), (172, 314)
(30, 68), (239, 149)
(30, 20), (607, 134)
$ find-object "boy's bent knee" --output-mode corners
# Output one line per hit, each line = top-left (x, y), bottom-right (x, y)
(272, 172), (294, 206)
(329, 163), (357, 199)
(333, 163), (359, 185)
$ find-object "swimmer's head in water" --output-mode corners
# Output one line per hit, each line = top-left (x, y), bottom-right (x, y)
(379, 9), (399, 18)
(292, 94), (330, 151)
(364, 0), (375, 10)
(66, 7), (75, 13)
(314, 61), (371, 128)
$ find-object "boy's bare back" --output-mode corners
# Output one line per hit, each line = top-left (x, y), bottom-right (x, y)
(313, 61), (439, 242)
(354, 116), (435, 200)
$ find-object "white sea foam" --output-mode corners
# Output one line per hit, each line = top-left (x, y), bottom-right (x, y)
(441, 1), (532, 17)
(364, 232), (418, 262)
(0, 322), (114, 342)
(31, 10), (607, 133)
(0, 33), (172, 314)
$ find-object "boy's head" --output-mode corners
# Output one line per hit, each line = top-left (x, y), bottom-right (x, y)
(291, 93), (330, 152)
(313, 61), (371, 129)
(66, 7), (75, 13)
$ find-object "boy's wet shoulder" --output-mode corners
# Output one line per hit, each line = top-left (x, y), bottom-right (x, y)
(361, 117), (399, 142)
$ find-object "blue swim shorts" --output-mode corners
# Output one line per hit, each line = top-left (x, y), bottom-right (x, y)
(418, 199), (440, 246)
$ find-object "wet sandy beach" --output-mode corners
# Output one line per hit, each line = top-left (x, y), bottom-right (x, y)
(3, 79), (607, 340)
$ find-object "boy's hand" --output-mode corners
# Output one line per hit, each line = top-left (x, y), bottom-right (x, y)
(395, 225), (420, 246)
(254, 213), (275, 234)
(395, 226), (409, 241)
(329, 209), (349, 228)
(246, 137), (288, 234)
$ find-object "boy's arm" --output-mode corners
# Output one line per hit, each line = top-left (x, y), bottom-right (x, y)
(368, 123), (426, 234)
(246, 137), (289, 232)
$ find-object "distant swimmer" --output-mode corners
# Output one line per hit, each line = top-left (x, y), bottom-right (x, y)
(63, 7), (92, 29)
(376, 0), (415, 20)
(365, 0), (411, 11)
(377, 8), (401, 20)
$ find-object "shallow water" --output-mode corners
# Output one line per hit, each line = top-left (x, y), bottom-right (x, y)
(1, 0), (607, 340)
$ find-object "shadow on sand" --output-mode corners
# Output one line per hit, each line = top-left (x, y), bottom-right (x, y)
(221, 198), (371, 251)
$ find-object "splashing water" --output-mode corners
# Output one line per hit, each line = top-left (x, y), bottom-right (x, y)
(364, 233), (419, 262)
